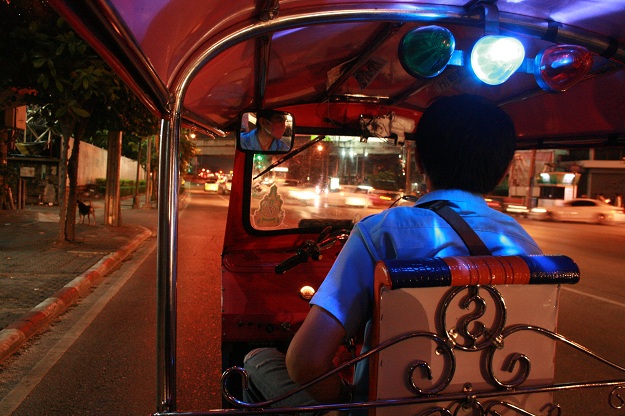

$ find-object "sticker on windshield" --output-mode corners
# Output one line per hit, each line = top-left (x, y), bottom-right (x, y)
(253, 184), (285, 227)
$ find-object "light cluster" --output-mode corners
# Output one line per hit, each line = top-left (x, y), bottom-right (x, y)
(399, 25), (593, 92)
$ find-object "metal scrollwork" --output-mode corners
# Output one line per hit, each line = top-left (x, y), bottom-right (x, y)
(486, 351), (532, 389)
(539, 403), (562, 416)
(217, 286), (625, 416)
(408, 360), (434, 393)
(405, 334), (456, 395)
(457, 287), (487, 346)
(416, 408), (453, 415)
(449, 396), (485, 415)
(439, 285), (507, 351)
(220, 366), (252, 408)
(609, 385), (625, 409)
(481, 400), (561, 415)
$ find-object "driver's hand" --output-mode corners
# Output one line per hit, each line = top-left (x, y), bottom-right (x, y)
(333, 344), (357, 382)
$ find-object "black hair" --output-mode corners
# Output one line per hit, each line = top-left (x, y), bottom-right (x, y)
(415, 94), (516, 194)
(256, 110), (286, 122)
(256, 109), (275, 121)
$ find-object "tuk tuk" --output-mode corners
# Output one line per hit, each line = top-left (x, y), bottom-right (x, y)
(48, 1), (625, 415)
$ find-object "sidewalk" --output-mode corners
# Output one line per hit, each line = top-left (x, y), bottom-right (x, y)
(0, 196), (159, 364)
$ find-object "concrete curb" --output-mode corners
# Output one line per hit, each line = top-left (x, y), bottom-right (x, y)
(0, 226), (154, 364)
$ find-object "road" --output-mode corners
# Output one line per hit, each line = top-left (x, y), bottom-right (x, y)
(0, 196), (623, 415)
(517, 218), (625, 415)
(0, 188), (229, 415)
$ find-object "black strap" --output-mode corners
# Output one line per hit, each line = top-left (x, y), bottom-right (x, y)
(418, 200), (492, 256)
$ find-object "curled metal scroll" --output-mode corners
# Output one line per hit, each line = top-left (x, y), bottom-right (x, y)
(481, 400), (561, 415)
(439, 285), (507, 351)
(220, 330), (456, 409)
(220, 366), (253, 408)
(418, 409), (453, 415)
(486, 351), (532, 389)
(485, 324), (625, 393)
(404, 334), (456, 395)
(217, 286), (625, 415)
(610, 385), (625, 409)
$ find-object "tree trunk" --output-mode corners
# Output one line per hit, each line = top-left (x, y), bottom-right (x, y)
(1, 110), (8, 166)
(104, 130), (122, 226)
(57, 122), (73, 241)
(65, 136), (80, 241)
(53, 114), (87, 243)
(144, 134), (153, 208)
(132, 137), (143, 209)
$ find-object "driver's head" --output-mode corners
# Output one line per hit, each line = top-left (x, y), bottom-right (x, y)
(258, 111), (287, 139)
(415, 94), (516, 195)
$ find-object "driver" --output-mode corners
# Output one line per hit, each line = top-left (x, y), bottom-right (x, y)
(243, 94), (543, 414)
(240, 110), (290, 151)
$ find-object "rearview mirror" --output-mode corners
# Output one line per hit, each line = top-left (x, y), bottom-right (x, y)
(237, 110), (294, 154)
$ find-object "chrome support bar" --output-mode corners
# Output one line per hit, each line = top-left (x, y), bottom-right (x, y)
(156, 115), (180, 412)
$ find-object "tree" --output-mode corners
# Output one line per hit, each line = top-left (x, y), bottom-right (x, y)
(1, 0), (159, 241)
(180, 129), (198, 175)
(26, 16), (124, 240)
(0, 0), (44, 171)
(0, 0), (44, 111)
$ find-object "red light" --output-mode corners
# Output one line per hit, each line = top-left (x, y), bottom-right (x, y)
(534, 45), (593, 93)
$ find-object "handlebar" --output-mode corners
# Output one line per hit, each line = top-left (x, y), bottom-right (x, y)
(275, 227), (350, 274)
(275, 249), (310, 274)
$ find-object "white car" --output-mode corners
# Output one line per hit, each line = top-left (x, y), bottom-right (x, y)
(529, 198), (625, 225)
(203, 177), (220, 193)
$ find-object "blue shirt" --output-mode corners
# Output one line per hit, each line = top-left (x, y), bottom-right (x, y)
(309, 189), (542, 405)
(240, 129), (290, 151)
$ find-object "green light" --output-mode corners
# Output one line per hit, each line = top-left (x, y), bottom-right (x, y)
(399, 26), (455, 78)
(470, 35), (525, 85)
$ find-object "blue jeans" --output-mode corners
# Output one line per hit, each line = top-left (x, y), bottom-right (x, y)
(243, 348), (323, 416)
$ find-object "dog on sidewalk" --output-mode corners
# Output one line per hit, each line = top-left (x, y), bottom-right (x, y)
(77, 200), (96, 225)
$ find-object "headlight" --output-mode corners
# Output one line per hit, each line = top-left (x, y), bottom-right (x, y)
(300, 286), (315, 300)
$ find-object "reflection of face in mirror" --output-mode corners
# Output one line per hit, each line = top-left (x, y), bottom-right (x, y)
(240, 111), (291, 152)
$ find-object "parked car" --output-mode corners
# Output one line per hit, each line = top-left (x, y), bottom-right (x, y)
(529, 198), (625, 224)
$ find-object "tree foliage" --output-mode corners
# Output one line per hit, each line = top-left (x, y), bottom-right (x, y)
(0, 0), (47, 110)
(1, 1), (199, 239)
(1, 0), (161, 241)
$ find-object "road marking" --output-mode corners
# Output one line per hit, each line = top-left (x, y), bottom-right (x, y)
(0, 240), (156, 415)
(562, 285), (625, 308)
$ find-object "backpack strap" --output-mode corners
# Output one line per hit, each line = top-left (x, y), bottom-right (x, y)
(418, 200), (492, 256)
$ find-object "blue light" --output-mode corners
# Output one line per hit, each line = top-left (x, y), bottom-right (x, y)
(470, 35), (525, 85)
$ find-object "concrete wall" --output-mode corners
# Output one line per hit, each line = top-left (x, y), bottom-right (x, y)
(72, 138), (145, 185)
(7, 139), (145, 205)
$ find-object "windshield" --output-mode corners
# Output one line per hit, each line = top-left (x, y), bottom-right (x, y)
(248, 134), (416, 230)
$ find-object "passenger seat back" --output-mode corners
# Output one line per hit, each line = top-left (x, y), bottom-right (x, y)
(370, 255), (580, 416)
